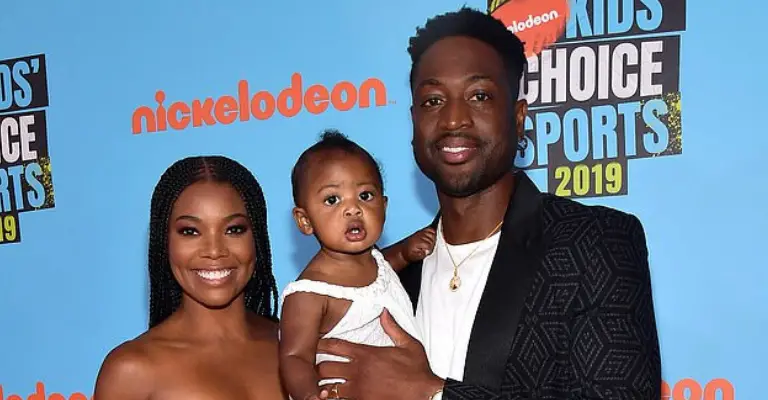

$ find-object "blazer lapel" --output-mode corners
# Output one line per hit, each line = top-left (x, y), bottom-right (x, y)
(461, 172), (545, 390)
(399, 259), (423, 313)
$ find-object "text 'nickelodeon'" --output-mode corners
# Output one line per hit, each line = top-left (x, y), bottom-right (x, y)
(131, 73), (390, 134)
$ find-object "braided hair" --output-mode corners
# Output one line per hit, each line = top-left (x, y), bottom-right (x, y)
(147, 155), (278, 328)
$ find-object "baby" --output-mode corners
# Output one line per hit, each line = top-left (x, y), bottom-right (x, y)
(279, 129), (435, 400)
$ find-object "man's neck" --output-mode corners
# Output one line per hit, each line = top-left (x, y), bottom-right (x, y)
(437, 171), (516, 245)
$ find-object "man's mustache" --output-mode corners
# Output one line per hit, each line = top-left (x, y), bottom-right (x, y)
(428, 132), (487, 146)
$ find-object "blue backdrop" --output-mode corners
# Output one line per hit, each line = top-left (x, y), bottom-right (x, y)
(1, 0), (764, 399)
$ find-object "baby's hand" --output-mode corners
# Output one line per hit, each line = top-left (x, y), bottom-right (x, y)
(403, 227), (436, 263)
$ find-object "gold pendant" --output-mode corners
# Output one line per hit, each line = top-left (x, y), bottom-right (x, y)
(449, 275), (461, 291)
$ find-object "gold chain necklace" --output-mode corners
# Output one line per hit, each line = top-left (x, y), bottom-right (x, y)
(441, 219), (504, 292)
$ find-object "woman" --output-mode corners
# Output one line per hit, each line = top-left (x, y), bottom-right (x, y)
(94, 156), (286, 399)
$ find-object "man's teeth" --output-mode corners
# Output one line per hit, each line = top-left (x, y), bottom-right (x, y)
(442, 147), (469, 153)
(196, 269), (233, 280)
(350, 228), (361, 234)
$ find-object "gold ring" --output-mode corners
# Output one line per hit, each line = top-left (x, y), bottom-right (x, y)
(329, 384), (340, 399)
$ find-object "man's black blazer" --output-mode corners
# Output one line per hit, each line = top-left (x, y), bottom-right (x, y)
(398, 172), (661, 399)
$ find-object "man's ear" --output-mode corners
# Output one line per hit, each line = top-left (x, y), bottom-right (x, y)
(514, 99), (528, 139)
(292, 207), (313, 235)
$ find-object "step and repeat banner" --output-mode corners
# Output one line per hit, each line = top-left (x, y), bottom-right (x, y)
(1, 0), (765, 399)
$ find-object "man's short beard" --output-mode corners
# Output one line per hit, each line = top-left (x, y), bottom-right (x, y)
(418, 152), (517, 199)
(431, 169), (490, 198)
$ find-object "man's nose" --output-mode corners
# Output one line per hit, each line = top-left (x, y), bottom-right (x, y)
(440, 98), (472, 131)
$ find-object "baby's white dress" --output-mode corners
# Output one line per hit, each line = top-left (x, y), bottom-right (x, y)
(280, 248), (422, 388)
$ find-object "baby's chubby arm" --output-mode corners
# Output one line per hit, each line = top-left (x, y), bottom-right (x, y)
(381, 227), (436, 272)
(279, 292), (329, 400)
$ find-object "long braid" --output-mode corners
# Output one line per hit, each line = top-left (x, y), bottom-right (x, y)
(148, 156), (278, 328)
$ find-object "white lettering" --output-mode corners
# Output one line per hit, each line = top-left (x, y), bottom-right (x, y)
(641, 41), (664, 96)
(508, 11), (560, 33)
(540, 48), (568, 104)
(570, 47), (596, 102)
(525, 40), (665, 106)
(0, 115), (37, 165)
(612, 43), (639, 99)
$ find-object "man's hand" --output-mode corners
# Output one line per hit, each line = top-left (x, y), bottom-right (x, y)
(402, 227), (436, 263)
(316, 309), (444, 400)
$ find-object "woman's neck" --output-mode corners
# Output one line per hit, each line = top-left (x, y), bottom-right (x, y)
(174, 295), (254, 342)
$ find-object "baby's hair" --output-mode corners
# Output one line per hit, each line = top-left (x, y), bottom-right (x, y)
(291, 129), (384, 206)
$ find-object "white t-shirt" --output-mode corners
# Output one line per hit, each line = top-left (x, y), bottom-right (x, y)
(415, 219), (501, 384)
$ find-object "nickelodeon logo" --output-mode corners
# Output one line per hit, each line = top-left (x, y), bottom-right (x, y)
(507, 10), (561, 34)
(662, 378), (734, 400)
(0, 382), (91, 400)
(492, 0), (570, 57)
(131, 73), (389, 134)
(0, 378), (736, 400)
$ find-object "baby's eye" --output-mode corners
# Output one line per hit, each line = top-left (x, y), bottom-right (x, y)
(324, 195), (340, 206)
(359, 191), (375, 201)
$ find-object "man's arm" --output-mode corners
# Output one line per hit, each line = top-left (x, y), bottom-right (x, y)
(566, 213), (661, 398)
(316, 310), (445, 400)
(440, 213), (661, 400)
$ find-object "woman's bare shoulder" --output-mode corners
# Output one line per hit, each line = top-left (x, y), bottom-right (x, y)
(248, 313), (280, 341)
(93, 334), (158, 399)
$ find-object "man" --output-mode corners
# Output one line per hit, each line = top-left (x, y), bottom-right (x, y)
(317, 6), (661, 399)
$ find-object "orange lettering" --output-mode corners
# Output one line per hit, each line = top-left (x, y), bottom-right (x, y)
(130, 74), (390, 134)
(661, 378), (736, 400)
(155, 91), (167, 131)
(238, 80), (250, 121)
(0, 382), (94, 399)
(191, 98), (215, 127)
(131, 106), (156, 134)
(304, 84), (329, 114)
(28, 382), (45, 399)
(358, 78), (387, 108)
(168, 101), (191, 130)
(704, 378), (734, 400)
(661, 380), (671, 399)
(251, 91), (275, 120)
(673, 378), (702, 400)
(277, 73), (303, 117)
(214, 95), (238, 124)
(331, 81), (357, 111)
